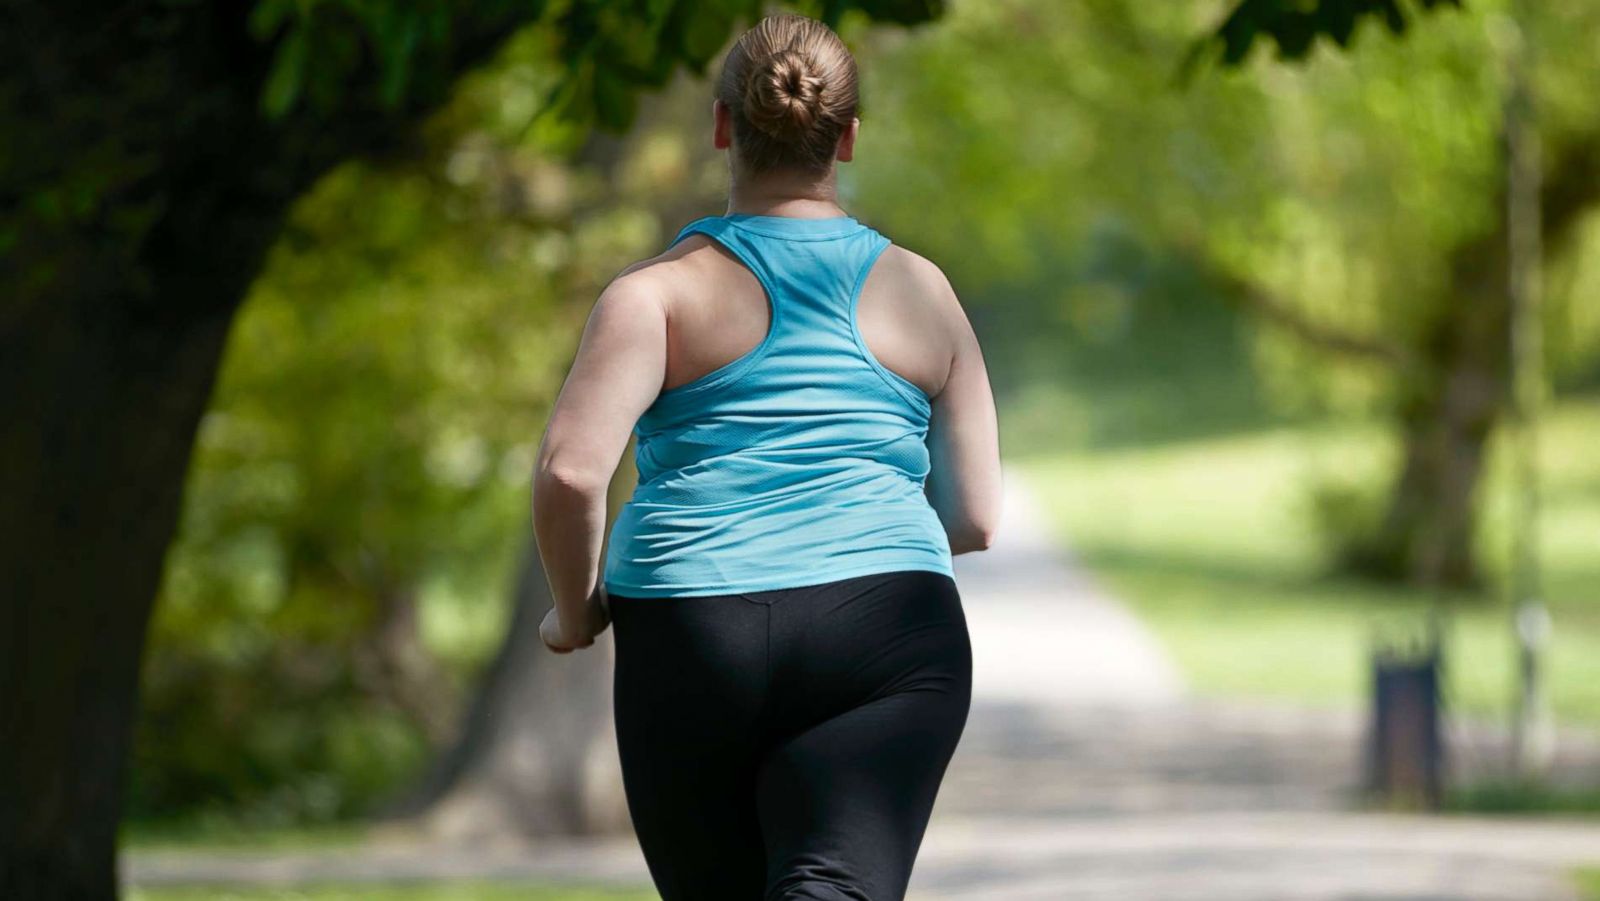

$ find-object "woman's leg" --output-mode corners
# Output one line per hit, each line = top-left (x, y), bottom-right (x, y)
(609, 592), (773, 901)
(753, 570), (973, 901)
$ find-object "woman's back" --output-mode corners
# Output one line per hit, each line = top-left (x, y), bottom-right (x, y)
(602, 212), (955, 597)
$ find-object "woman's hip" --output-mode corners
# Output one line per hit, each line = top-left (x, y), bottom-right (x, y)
(609, 568), (971, 734)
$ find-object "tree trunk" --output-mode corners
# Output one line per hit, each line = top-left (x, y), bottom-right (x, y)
(1360, 232), (1509, 590)
(0, 295), (242, 899)
(1367, 365), (1501, 589)
(352, 587), (459, 745)
(1362, 137), (1600, 590)
(376, 534), (631, 841)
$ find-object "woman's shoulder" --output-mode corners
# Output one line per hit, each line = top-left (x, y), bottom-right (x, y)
(598, 232), (733, 312)
(863, 243), (964, 316)
(610, 229), (722, 281)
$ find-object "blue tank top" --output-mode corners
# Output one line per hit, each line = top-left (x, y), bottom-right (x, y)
(601, 212), (955, 597)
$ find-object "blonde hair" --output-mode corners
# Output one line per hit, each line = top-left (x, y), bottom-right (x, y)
(716, 14), (860, 174)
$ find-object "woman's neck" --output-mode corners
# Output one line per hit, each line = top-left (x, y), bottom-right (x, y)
(726, 166), (847, 219)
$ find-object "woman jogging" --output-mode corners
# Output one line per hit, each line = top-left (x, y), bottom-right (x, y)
(530, 13), (1003, 900)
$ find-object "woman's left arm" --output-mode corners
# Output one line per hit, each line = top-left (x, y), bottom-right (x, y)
(532, 272), (667, 652)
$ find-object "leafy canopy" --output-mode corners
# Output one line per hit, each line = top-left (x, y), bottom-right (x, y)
(245, 0), (1463, 130)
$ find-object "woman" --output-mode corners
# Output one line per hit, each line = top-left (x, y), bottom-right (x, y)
(530, 13), (1002, 901)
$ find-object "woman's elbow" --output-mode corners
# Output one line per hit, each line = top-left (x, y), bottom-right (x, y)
(533, 454), (611, 499)
(949, 519), (998, 555)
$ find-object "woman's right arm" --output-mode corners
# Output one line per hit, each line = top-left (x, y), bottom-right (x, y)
(922, 265), (1002, 554)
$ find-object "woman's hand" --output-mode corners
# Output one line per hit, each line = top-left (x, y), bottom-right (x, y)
(539, 585), (611, 654)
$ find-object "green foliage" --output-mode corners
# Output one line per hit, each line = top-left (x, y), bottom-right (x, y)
(247, 0), (943, 130)
(540, 0), (942, 130)
(136, 157), (563, 813)
(1444, 779), (1600, 814)
(961, 225), (1284, 452)
(248, 0), (548, 118)
(1198, 0), (1465, 66)
(854, 0), (1600, 413)
(1305, 471), (1390, 575)
(2, 0), (939, 329)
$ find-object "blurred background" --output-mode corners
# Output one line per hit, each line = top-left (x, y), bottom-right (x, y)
(5, 0), (1600, 899)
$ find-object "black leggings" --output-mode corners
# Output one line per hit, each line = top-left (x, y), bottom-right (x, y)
(609, 569), (972, 901)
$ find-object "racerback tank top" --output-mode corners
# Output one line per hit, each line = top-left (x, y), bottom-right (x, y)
(601, 212), (955, 597)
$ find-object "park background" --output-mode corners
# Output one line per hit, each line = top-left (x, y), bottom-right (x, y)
(5, 0), (1600, 898)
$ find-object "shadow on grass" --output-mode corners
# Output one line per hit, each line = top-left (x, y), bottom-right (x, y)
(121, 818), (373, 852)
(1445, 779), (1600, 817)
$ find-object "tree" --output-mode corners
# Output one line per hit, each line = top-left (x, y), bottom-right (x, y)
(851, 0), (1600, 588)
(0, 2), (939, 898)
(1194, 0), (1600, 588)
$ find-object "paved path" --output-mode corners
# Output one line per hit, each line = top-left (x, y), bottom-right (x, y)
(917, 698), (1600, 899)
(125, 466), (1600, 899)
(953, 468), (1185, 707)
(913, 810), (1600, 900)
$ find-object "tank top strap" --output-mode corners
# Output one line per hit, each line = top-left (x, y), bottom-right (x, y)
(667, 215), (785, 287)
(666, 214), (889, 337)
(666, 215), (785, 325)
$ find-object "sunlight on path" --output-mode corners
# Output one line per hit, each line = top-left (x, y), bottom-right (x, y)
(911, 811), (1600, 900)
(952, 465), (1185, 707)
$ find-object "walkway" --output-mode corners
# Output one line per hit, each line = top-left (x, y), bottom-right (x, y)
(954, 469), (1185, 707)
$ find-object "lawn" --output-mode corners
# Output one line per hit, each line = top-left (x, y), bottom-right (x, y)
(121, 820), (374, 853)
(1578, 868), (1600, 900)
(128, 884), (654, 901)
(1017, 398), (1600, 723)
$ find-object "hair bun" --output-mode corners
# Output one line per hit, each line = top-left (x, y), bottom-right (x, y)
(743, 48), (825, 142)
(717, 14), (858, 172)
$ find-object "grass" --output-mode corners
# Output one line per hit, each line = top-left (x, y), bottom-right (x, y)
(121, 823), (660, 901)
(128, 885), (654, 901)
(1445, 779), (1600, 815)
(1016, 397), (1600, 722)
(1576, 869), (1600, 900)
(121, 820), (375, 852)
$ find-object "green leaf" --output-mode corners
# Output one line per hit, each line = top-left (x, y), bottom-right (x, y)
(850, 0), (943, 27)
(1322, 0), (1359, 47)
(593, 63), (639, 131)
(1196, 0), (1464, 70)
(678, 0), (734, 67)
(261, 26), (310, 118)
(248, 0), (297, 40)
(378, 11), (422, 109)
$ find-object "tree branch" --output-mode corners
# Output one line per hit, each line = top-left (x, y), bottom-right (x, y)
(1180, 242), (1418, 371)
(1189, 132), (1600, 377)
